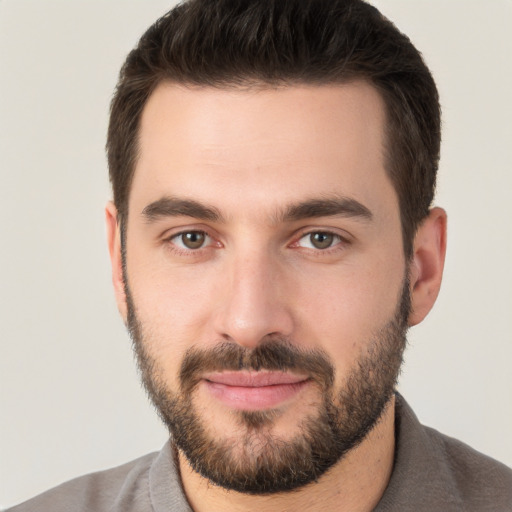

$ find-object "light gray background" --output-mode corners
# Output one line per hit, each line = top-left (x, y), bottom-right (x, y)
(1, 0), (511, 508)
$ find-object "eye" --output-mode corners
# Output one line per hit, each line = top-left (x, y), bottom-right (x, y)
(170, 231), (211, 250)
(297, 231), (342, 250)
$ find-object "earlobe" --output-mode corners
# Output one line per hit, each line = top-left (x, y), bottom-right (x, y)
(408, 207), (447, 326)
(105, 202), (128, 321)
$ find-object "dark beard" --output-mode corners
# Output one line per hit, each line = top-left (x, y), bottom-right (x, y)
(125, 277), (410, 495)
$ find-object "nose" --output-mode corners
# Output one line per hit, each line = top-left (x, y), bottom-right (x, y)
(212, 250), (294, 349)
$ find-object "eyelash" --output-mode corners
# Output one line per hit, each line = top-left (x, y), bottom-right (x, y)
(163, 228), (350, 256)
(292, 230), (350, 254)
(165, 230), (217, 255)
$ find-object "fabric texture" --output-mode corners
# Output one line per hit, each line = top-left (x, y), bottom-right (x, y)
(7, 395), (512, 511)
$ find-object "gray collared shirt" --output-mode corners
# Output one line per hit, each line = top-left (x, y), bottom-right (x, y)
(8, 395), (512, 511)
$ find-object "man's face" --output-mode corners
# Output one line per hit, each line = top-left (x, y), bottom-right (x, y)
(120, 82), (409, 493)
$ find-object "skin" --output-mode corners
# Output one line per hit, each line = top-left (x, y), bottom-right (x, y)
(106, 81), (446, 511)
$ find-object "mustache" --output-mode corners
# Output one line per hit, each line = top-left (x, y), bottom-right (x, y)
(179, 338), (335, 394)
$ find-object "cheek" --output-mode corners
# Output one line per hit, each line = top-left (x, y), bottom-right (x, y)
(126, 258), (219, 380)
(290, 255), (405, 375)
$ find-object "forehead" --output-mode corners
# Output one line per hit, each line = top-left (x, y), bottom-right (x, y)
(131, 81), (396, 221)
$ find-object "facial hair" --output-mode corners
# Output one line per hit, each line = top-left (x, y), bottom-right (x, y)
(124, 276), (410, 495)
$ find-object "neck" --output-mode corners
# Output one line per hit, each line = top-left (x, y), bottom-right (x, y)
(178, 396), (396, 512)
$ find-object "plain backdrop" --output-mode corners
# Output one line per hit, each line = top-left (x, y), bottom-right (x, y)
(1, 0), (511, 508)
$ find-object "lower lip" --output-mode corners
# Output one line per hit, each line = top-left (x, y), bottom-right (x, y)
(203, 380), (309, 410)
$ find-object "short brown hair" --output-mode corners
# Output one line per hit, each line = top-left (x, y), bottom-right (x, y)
(107, 0), (440, 258)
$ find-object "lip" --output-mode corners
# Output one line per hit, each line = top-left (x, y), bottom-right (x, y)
(202, 371), (310, 411)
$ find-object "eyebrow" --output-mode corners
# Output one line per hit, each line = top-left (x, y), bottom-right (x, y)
(141, 195), (372, 224)
(142, 197), (223, 223)
(281, 196), (373, 222)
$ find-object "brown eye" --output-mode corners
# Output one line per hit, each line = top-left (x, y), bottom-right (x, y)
(296, 231), (342, 250)
(173, 231), (208, 250)
(309, 232), (335, 249)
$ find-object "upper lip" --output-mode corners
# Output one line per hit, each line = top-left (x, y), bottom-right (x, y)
(203, 371), (309, 387)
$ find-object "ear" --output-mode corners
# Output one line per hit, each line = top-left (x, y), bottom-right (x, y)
(105, 202), (128, 321)
(408, 207), (447, 326)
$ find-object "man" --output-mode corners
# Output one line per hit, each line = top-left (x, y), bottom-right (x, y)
(8, 0), (512, 510)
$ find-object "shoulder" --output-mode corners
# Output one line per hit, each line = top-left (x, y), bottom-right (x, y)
(424, 425), (512, 509)
(377, 395), (512, 511)
(6, 451), (158, 512)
